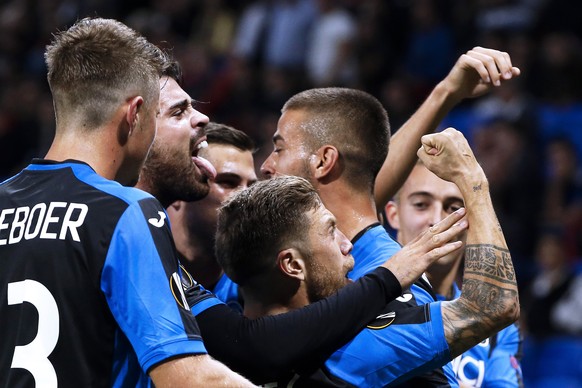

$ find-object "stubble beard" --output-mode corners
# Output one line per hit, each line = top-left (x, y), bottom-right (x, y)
(141, 143), (210, 205)
(305, 255), (353, 303)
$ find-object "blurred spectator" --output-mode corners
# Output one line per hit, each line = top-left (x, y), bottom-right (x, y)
(530, 32), (582, 166)
(521, 229), (582, 387)
(352, 0), (411, 96)
(262, 0), (317, 71)
(403, 0), (456, 96)
(379, 76), (417, 132)
(473, 119), (543, 269)
(541, 137), (582, 260)
(306, 0), (358, 87)
(474, 0), (541, 35)
(530, 32), (582, 105)
(232, 0), (317, 73)
(472, 79), (538, 136)
(190, 0), (238, 58)
(525, 229), (582, 337)
(0, 79), (43, 180)
(232, 0), (270, 67)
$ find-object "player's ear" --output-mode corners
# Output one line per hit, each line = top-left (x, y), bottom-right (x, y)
(312, 145), (339, 180)
(119, 96), (144, 146)
(384, 201), (400, 230)
(126, 96), (144, 136)
(277, 248), (306, 281)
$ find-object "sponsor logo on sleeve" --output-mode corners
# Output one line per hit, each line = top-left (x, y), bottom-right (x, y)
(148, 211), (166, 228)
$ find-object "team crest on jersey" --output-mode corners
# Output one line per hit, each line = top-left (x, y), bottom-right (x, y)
(367, 311), (396, 330)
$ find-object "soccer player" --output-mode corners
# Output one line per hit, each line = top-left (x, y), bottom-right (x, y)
(218, 129), (519, 386)
(0, 18), (252, 386)
(385, 160), (524, 387)
(132, 57), (468, 382)
(260, 47), (521, 385)
(166, 122), (257, 310)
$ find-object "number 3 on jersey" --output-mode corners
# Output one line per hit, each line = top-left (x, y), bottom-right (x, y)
(8, 280), (59, 387)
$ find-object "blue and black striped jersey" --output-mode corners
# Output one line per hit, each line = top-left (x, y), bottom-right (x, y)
(0, 160), (206, 387)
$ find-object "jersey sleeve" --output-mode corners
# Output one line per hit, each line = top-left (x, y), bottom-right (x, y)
(187, 266), (402, 383)
(101, 198), (207, 373)
(325, 301), (451, 387)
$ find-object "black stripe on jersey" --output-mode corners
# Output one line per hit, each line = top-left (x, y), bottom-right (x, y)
(367, 302), (432, 329)
(395, 370), (453, 388)
(137, 198), (202, 340)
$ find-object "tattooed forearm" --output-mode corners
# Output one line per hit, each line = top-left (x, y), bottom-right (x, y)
(464, 244), (516, 285)
(442, 243), (520, 357)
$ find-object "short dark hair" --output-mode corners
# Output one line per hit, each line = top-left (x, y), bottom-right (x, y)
(216, 176), (321, 285)
(45, 17), (166, 129)
(283, 87), (390, 192)
(205, 122), (256, 153)
(161, 60), (183, 85)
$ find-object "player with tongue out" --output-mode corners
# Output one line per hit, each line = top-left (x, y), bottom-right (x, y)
(136, 62), (217, 208)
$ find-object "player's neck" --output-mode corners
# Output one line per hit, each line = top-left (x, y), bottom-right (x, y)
(45, 128), (123, 182)
(319, 184), (379, 241)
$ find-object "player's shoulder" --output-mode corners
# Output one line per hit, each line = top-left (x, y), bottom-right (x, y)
(85, 176), (155, 206)
(25, 160), (158, 206)
(63, 161), (165, 225)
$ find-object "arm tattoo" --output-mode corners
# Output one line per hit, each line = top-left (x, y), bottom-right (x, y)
(442, 244), (519, 357)
(472, 183), (482, 192)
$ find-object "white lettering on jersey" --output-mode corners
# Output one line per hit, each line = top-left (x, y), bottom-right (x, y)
(8, 279), (59, 387)
(452, 354), (485, 387)
(0, 202), (88, 245)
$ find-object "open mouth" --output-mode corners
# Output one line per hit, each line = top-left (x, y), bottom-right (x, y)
(191, 138), (217, 179)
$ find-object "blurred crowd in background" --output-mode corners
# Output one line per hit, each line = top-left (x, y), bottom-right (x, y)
(1, 0), (582, 385)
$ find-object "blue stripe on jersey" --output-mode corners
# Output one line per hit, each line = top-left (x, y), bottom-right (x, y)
(103, 205), (206, 375)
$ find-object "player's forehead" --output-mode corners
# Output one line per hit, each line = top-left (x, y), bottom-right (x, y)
(309, 204), (335, 230)
(275, 110), (309, 144)
(205, 144), (255, 170)
(402, 165), (461, 199)
(158, 77), (190, 110)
